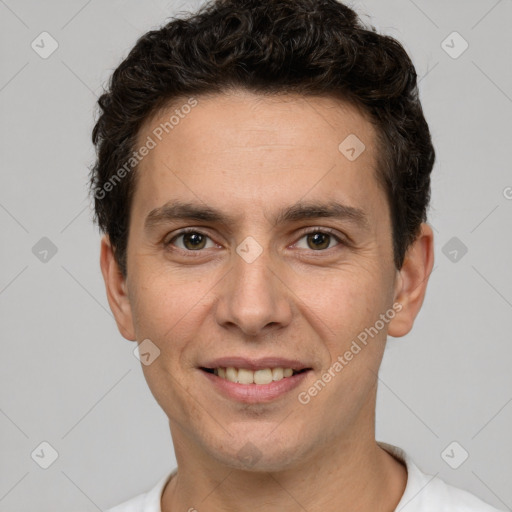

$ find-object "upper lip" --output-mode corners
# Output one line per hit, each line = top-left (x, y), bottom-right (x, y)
(200, 357), (311, 371)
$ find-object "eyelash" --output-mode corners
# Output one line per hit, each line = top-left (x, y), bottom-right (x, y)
(163, 227), (346, 255)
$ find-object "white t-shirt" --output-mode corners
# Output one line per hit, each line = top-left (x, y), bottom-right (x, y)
(105, 441), (504, 512)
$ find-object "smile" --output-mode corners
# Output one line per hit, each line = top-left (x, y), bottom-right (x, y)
(201, 366), (308, 384)
(200, 366), (312, 403)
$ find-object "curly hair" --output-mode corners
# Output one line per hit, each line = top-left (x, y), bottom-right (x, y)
(90, 0), (435, 277)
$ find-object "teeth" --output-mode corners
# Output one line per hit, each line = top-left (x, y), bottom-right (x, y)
(272, 368), (284, 381)
(226, 367), (237, 382)
(254, 369), (273, 385)
(213, 366), (300, 384)
(238, 368), (254, 384)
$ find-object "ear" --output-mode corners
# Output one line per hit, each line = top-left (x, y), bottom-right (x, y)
(99, 235), (136, 341)
(387, 222), (434, 338)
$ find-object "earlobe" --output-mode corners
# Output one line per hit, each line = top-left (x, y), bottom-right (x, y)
(387, 223), (435, 338)
(99, 235), (137, 341)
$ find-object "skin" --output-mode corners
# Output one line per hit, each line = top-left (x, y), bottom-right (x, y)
(100, 89), (434, 512)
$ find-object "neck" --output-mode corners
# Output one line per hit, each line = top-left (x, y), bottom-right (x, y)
(161, 424), (407, 512)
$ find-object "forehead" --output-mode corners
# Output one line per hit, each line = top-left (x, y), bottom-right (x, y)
(132, 90), (386, 227)
(140, 90), (376, 156)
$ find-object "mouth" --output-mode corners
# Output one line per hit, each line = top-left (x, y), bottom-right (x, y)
(200, 366), (310, 384)
(198, 361), (313, 403)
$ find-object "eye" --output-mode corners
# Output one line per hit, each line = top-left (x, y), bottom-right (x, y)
(294, 229), (343, 251)
(163, 227), (346, 254)
(165, 229), (216, 251)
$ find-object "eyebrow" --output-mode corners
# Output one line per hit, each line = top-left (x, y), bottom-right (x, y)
(144, 200), (370, 232)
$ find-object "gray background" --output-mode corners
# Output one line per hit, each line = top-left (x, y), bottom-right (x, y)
(1, 0), (511, 510)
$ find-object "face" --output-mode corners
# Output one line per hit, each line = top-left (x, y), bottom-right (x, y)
(101, 90), (433, 472)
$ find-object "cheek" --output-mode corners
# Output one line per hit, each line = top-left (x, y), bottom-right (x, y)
(129, 268), (222, 383)
(128, 269), (201, 350)
(297, 261), (389, 328)
(293, 266), (393, 381)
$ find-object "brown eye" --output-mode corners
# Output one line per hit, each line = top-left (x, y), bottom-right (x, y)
(307, 232), (331, 250)
(295, 229), (342, 251)
(166, 230), (214, 251)
(182, 232), (207, 250)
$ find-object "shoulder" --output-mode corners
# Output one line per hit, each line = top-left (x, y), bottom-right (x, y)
(418, 474), (505, 511)
(104, 470), (176, 512)
(378, 442), (505, 512)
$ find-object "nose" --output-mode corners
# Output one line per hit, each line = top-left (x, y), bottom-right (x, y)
(214, 244), (293, 338)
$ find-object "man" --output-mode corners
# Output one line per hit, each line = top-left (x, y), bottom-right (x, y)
(90, 0), (503, 510)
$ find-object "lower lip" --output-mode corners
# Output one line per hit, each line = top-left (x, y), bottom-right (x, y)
(200, 369), (311, 403)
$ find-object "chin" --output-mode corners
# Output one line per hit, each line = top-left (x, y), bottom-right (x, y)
(208, 435), (309, 473)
